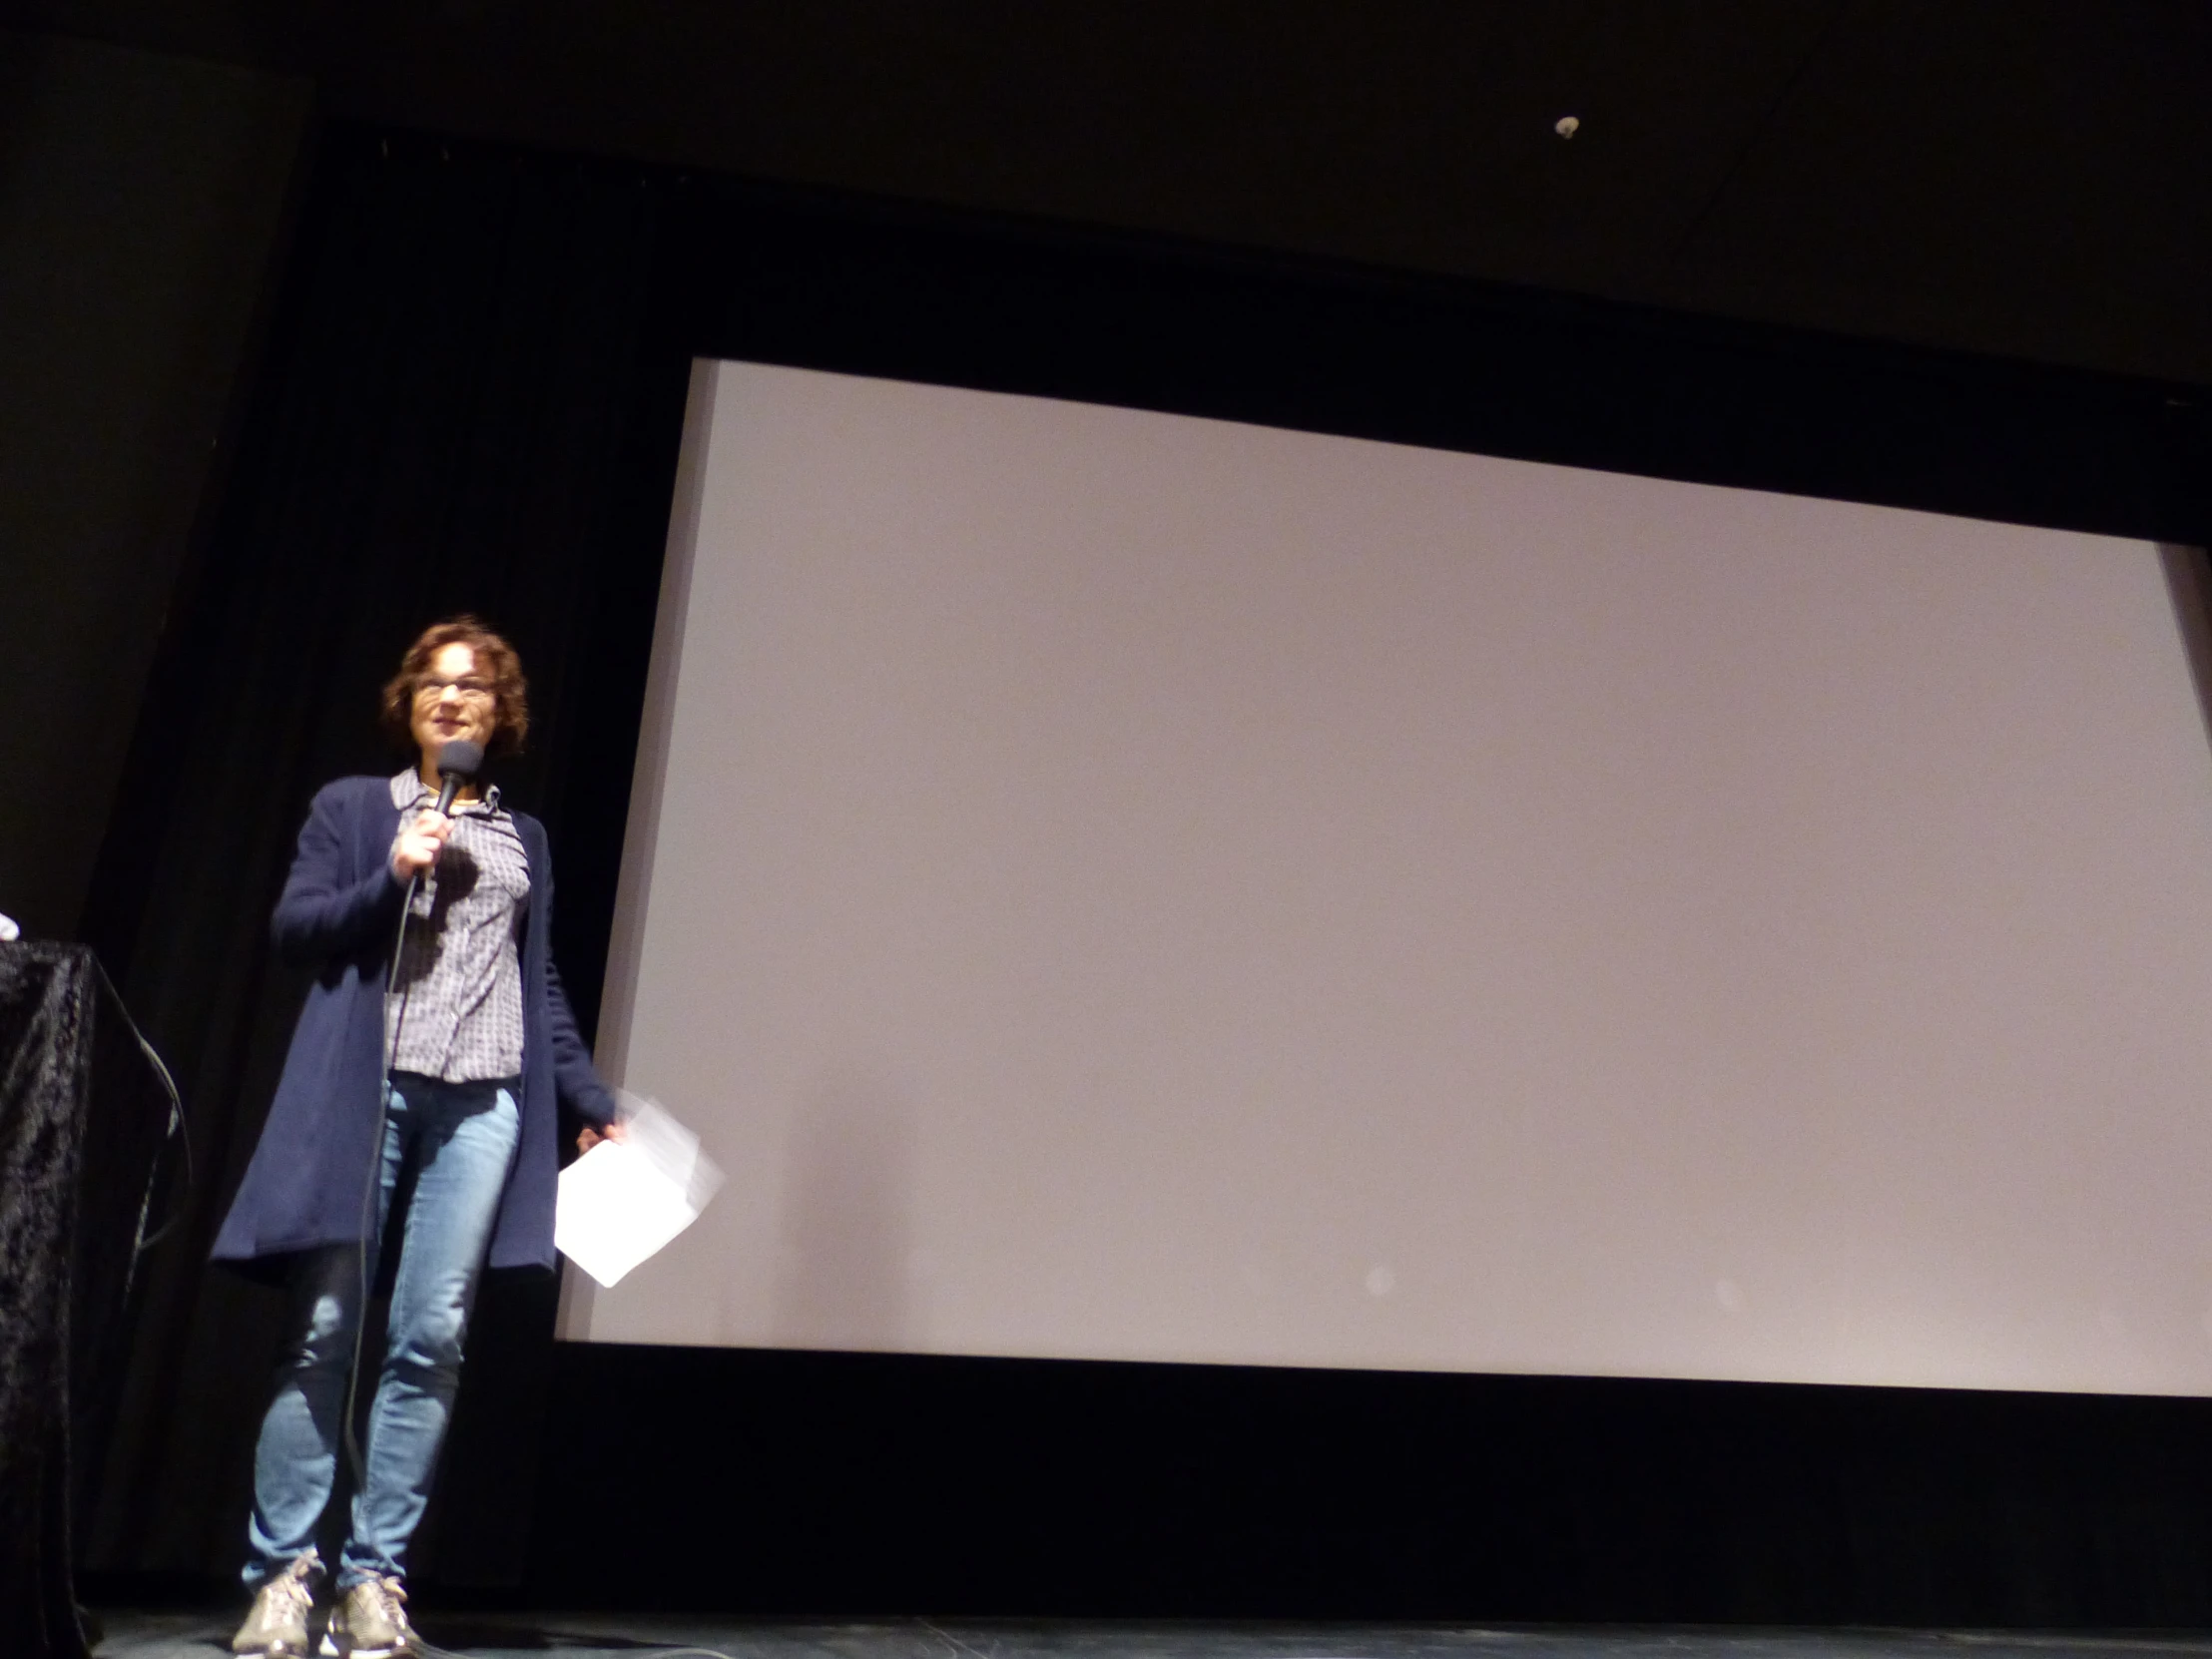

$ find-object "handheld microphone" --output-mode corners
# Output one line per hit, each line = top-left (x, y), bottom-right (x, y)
(432, 739), (485, 815)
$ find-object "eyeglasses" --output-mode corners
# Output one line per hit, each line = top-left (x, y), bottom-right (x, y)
(415, 676), (494, 702)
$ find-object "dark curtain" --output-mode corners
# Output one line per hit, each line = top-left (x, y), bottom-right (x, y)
(65, 115), (2212, 1622)
(77, 128), (692, 1586)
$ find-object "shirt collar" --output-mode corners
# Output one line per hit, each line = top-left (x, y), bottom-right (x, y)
(389, 767), (502, 815)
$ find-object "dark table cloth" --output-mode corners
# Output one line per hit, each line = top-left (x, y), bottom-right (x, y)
(1, 943), (177, 1659)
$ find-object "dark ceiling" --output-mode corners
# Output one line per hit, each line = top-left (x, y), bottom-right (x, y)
(9, 0), (2211, 386)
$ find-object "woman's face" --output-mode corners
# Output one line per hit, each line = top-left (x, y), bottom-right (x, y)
(409, 641), (499, 762)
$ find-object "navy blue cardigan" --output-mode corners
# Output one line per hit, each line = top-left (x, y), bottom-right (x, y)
(212, 776), (618, 1275)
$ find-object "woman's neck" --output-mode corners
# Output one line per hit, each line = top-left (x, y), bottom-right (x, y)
(417, 756), (481, 803)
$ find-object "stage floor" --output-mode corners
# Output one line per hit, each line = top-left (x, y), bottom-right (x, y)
(91, 1618), (2212, 1659)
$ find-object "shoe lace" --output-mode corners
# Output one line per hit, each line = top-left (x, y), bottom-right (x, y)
(269, 1554), (318, 1613)
(364, 1576), (413, 1630)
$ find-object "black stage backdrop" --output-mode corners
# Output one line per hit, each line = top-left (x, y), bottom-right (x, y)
(77, 124), (2212, 1623)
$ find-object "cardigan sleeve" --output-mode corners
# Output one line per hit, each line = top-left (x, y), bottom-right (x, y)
(271, 783), (407, 968)
(526, 817), (619, 1129)
(548, 956), (619, 1129)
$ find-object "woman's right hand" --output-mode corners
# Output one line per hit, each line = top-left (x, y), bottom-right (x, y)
(390, 809), (452, 880)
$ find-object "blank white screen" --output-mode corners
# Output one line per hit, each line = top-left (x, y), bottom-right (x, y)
(564, 357), (2212, 1396)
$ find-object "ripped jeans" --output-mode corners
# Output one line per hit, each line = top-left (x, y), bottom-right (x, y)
(244, 1074), (519, 1590)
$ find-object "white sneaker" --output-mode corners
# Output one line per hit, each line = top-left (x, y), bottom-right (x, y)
(318, 1574), (417, 1659)
(232, 1551), (320, 1657)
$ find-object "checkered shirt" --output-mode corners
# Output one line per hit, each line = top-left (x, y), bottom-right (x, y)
(384, 768), (532, 1082)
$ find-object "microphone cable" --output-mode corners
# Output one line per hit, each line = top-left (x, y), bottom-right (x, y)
(409, 1643), (737, 1659)
(339, 738), (480, 1491)
(88, 956), (192, 1300)
(399, 1616), (987, 1659)
(338, 846), (427, 1489)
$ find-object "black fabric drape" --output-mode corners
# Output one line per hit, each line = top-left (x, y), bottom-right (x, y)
(0, 946), (99, 1658)
(77, 130), (692, 1586)
(1, 944), (177, 1656)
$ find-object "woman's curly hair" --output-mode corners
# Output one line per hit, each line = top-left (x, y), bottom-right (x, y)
(378, 616), (530, 758)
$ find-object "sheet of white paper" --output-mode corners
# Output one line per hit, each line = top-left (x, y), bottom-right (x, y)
(554, 1095), (723, 1288)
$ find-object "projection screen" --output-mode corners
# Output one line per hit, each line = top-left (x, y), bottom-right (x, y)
(559, 357), (2212, 1397)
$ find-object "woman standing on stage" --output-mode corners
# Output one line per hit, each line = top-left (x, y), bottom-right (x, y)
(215, 619), (622, 1659)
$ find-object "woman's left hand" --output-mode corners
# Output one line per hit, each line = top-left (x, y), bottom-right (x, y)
(577, 1119), (629, 1155)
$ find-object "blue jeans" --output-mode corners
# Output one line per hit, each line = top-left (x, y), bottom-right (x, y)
(244, 1074), (520, 1590)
